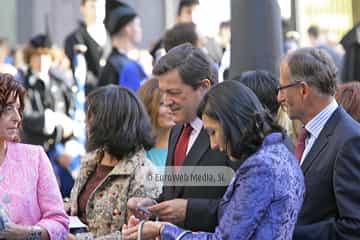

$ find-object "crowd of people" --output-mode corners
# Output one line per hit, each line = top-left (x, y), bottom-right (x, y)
(0, 0), (360, 239)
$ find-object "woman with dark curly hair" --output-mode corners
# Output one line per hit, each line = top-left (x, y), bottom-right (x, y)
(122, 81), (305, 240)
(0, 74), (69, 240)
(69, 85), (161, 239)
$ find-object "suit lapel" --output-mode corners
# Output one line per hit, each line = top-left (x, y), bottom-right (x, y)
(301, 135), (329, 174)
(166, 125), (182, 167)
(301, 108), (342, 174)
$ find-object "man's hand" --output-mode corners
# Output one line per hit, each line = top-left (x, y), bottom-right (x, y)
(148, 199), (188, 223)
(127, 197), (157, 220)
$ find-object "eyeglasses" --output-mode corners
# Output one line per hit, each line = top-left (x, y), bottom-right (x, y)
(277, 81), (302, 92)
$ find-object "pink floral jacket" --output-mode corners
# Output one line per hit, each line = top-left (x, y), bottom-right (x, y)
(0, 141), (69, 239)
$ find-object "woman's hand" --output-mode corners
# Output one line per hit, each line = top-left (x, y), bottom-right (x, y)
(63, 198), (71, 214)
(0, 224), (48, 240)
(122, 216), (163, 240)
(67, 233), (77, 240)
(0, 223), (32, 239)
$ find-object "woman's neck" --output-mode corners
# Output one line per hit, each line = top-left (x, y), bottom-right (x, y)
(155, 128), (170, 149)
(100, 151), (119, 167)
(0, 140), (7, 166)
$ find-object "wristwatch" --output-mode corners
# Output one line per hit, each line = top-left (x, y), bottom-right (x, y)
(26, 226), (42, 240)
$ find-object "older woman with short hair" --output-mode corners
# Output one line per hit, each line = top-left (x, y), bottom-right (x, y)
(0, 73), (69, 240)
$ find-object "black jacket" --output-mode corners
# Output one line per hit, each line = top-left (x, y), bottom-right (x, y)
(22, 70), (74, 152)
(64, 22), (110, 95)
(98, 48), (128, 87)
(340, 23), (360, 83)
(157, 125), (232, 232)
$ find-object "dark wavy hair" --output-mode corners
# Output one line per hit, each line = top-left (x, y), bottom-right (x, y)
(86, 85), (155, 160)
(198, 81), (284, 161)
(0, 74), (26, 142)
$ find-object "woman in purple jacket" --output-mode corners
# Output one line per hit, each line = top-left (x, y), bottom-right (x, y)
(122, 80), (305, 240)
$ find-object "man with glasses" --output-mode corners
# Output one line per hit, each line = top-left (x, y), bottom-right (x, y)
(278, 47), (360, 239)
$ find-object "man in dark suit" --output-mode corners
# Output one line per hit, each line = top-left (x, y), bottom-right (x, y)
(128, 43), (231, 232)
(277, 47), (360, 239)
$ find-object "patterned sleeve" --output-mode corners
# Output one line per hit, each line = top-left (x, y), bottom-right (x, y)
(161, 158), (275, 240)
(35, 146), (70, 240)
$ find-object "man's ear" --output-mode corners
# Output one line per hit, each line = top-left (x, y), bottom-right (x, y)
(201, 79), (212, 90)
(301, 81), (312, 99)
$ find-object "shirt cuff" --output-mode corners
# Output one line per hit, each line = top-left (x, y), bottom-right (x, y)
(161, 224), (189, 239)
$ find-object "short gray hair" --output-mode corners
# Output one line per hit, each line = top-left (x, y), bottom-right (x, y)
(286, 47), (337, 96)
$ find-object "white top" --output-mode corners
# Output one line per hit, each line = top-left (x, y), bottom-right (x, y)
(186, 117), (204, 155)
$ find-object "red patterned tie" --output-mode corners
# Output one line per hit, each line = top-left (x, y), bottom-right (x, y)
(174, 125), (193, 167)
(295, 128), (309, 161)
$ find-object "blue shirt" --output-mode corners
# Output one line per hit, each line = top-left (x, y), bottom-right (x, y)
(118, 60), (147, 92)
(146, 148), (167, 175)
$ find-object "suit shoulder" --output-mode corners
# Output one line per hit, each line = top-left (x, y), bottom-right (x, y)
(64, 29), (81, 49)
(335, 110), (360, 137)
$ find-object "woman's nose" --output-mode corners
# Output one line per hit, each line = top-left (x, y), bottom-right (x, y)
(12, 109), (21, 122)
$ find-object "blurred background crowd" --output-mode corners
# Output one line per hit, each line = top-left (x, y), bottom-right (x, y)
(0, 0), (360, 239)
(0, 0), (358, 199)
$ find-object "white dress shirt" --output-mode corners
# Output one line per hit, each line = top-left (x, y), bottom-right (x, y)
(300, 99), (338, 165)
(186, 117), (203, 155)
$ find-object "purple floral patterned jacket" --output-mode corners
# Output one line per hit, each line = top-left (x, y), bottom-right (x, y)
(161, 133), (305, 240)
